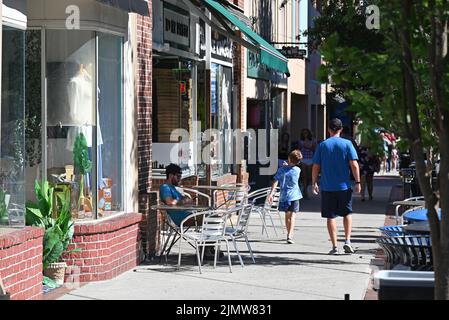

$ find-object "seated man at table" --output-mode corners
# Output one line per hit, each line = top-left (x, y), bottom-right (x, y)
(159, 164), (195, 226)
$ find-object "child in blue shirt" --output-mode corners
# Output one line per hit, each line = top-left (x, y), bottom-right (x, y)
(269, 150), (303, 244)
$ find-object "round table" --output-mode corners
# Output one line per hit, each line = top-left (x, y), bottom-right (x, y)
(402, 221), (430, 234)
(403, 208), (441, 223)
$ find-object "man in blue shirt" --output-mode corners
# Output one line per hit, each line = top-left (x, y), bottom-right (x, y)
(312, 118), (361, 255)
(159, 164), (194, 226)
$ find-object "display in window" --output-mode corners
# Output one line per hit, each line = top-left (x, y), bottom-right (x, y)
(1, 26), (26, 228)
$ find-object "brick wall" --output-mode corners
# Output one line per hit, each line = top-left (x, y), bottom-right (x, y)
(62, 213), (144, 283)
(139, 191), (159, 258)
(135, 2), (153, 259)
(136, 3), (153, 194)
(0, 227), (44, 300)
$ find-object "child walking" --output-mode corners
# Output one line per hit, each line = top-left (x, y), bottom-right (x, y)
(269, 150), (303, 244)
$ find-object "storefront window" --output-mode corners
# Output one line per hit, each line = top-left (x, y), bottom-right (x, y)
(98, 33), (123, 213)
(1, 26), (26, 228)
(25, 30), (42, 203)
(43, 30), (123, 220)
(152, 58), (194, 175)
(210, 63), (232, 179)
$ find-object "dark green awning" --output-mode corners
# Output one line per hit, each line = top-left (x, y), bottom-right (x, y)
(95, 0), (150, 16)
(202, 0), (289, 75)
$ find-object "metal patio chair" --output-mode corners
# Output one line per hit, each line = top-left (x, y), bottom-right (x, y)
(177, 209), (233, 274)
(225, 204), (256, 266)
(251, 187), (284, 237)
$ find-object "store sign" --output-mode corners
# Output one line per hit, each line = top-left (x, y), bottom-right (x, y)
(279, 46), (306, 59)
(247, 51), (270, 80)
(247, 51), (287, 86)
(164, 8), (190, 47)
(179, 81), (186, 95)
(211, 30), (233, 61)
(199, 20), (206, 58)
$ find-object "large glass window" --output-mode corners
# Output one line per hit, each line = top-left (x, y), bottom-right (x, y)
(152, 57), (194, 176)
(25, 30), (42, 204)
(43, 30), (123, 221)
(210, 63), (232, 179)
(98, 33), (123, 213)
(1, 26), (26, 228)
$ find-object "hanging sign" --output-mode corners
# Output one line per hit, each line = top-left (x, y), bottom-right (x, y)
(163, 8), (190, 47)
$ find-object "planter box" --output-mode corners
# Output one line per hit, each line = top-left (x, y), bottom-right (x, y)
(374, 270), (434, 300)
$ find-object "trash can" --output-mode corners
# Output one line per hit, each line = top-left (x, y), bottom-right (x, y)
(374, 270), (434, 300)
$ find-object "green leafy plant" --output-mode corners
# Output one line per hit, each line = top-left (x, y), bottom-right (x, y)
(73, 133), (92, 210)
(0, 189), (8, 225)
(26, 180), (80, 271)
(0, 170), (11, 225)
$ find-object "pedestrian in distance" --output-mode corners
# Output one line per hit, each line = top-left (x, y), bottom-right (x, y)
(311, 118), (361, 255)
(359, 145), (381, 201)
(295, 128), (317, 200)
(278, 131), (290, 167)
(269, 149), (303, 244)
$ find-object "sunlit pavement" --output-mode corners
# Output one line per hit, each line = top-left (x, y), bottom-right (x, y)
(57, 176), (399, 300)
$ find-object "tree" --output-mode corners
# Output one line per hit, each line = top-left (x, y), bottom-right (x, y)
(308, 0), (449, 299)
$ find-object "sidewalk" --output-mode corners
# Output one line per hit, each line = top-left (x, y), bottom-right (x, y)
(57, 176), (398, 300)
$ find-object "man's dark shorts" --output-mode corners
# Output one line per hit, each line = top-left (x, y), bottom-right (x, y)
(321, 189), (353, 219)
(279, 200), (300, 213)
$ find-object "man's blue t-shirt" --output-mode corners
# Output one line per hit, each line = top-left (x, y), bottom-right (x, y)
(312, 137), (359, 192)
(274, 166), (302, 202)
(159, 184), (189, 226)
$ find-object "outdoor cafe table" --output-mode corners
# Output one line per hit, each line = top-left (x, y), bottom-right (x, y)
(150, 204), (211, 261)
(403, 208), (442, 223)
(402, 221), (430, 235)
(192, 185), (244, 209)
(392, 200), (426, 224)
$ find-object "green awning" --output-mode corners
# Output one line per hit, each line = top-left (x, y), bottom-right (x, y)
(202, 0), (290, 75)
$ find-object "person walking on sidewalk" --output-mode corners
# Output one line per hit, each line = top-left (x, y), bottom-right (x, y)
(359, 145), (381, 201)
(269, 149), (303, 244)
(311, 118), (361, 255)
(295, 128), (317, 200)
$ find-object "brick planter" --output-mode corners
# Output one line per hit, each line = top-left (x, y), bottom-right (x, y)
(0, 227), (44, 300)
(62, 213), (145, 283)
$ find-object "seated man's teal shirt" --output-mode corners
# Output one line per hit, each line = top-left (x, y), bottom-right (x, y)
(159, 184), (190, 226)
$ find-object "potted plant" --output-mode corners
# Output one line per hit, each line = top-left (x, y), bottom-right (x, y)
(0, 170), (11, 225)
(73, 133), (92, 217)
(26, 180), (80, 286)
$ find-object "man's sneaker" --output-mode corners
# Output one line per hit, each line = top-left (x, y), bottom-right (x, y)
(287, 238), (295, 244)
(328, 247), (339, 255)
(343, 243), (355, 254)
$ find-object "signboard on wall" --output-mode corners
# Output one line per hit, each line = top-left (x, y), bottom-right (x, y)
(279, 46), (306, 59)
(247, 51), (287, 87)
(163, 7), (190, 47)
(247, 51), (270, 80)
(211, 30), (233, 61)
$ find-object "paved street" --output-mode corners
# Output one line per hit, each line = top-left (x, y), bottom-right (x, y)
(58, 175), (399, 300)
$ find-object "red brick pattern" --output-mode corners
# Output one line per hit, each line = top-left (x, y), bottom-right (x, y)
(62, 213), (145, 283)
(136, 3), (153, 194)
(135, 0), (154, 260)
(0, 227), (44, 300)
